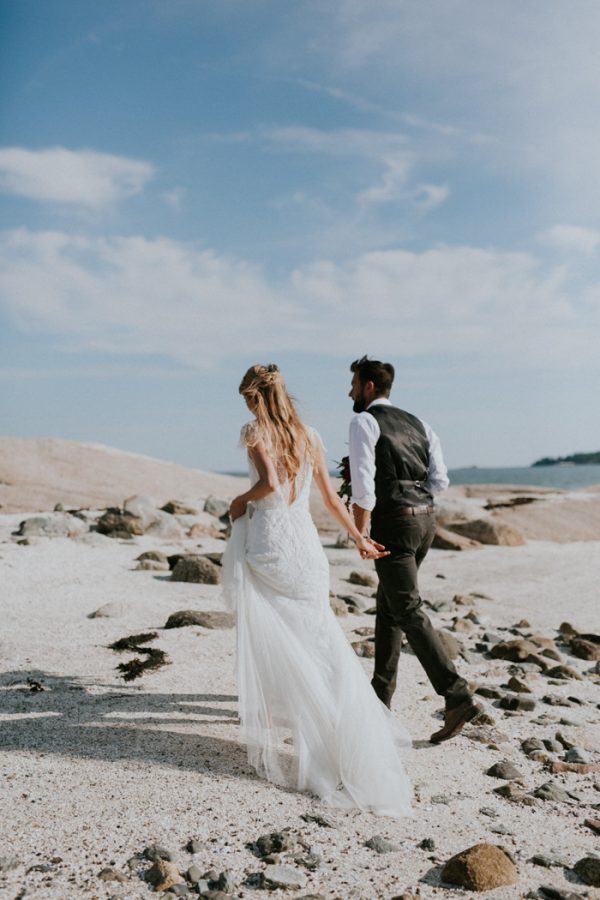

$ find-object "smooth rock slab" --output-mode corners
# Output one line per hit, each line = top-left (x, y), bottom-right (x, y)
(262, 864), (307, 890)
(441, 843), (517, 891)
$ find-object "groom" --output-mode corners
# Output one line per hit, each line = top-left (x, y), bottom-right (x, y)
(347, 355), (481, 743)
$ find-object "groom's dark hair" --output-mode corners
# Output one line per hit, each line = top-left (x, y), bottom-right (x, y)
(350, 355), (395, 397)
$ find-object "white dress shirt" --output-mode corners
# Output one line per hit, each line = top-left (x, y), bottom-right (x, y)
(349, 398), (449, 511)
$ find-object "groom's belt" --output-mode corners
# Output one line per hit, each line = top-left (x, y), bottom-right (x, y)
(396, 505), (434, 516)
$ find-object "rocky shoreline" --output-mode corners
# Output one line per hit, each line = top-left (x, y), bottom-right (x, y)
(1, 440), (599, 898)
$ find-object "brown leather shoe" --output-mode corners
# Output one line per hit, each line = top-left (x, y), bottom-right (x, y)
(429, 699), (483, 744)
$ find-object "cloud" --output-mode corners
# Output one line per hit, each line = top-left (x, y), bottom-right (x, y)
(0, 147), (155, 208)
(539, 224), (600, 255)
(1, 228), (595, 371)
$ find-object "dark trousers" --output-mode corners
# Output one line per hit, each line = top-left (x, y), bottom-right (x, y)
(371, 513), (470, 710)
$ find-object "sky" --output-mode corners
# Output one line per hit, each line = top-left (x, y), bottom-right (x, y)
(1, 0), (599, 472)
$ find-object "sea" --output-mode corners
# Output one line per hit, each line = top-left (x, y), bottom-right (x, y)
(222, 465), (600, 490)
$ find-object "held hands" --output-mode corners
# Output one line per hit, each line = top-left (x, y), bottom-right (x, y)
(355, 535), (390, 560)
(229, 496), (248, 522)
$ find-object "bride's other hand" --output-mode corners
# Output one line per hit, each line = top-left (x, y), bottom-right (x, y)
(356, 536), (390, 560)
(229, 496), (248, 521)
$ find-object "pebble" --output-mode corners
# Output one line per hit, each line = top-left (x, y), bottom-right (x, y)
(486, 760), (523, 780)
(532, 781), (577, 803)
(543, 738), (563, 753)
(263, 864), (307, 890)
(507, 675), (533, 693)
(499, 694), (536, 711)
(565, 747), (590, 764)
(365, 835), (398, 853)
(143, 844), (176, 862)
(186, 839), (204, 854)
(97, 867), (128, 883)
(530, 851), (570, 868)
(419, 837), (436, 850)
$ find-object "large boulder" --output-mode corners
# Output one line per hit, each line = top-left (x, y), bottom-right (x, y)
(204, 495), (230, 519)
(171, 555), (221, 584)
(96, 509), (144, 538)
(432, 526), (483, 551)
(123, 494), (160, 528)
(144, 511), (185, 541)
(441, 843), (517, 891)
(490, 639), (548, 666)
(13, 513), (88, 539)
(446, 517), (526, 546)
(570, 635), (600, 661)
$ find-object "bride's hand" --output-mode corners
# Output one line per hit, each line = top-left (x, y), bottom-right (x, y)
(356, 536), (390, 560)
(229, 496), (247, 522)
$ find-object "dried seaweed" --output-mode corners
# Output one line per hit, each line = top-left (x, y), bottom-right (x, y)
(116, 647), (169, 681)
(108, 632), (158, 652)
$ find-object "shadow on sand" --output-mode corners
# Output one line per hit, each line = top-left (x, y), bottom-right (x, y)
(0, 670), (259, 782)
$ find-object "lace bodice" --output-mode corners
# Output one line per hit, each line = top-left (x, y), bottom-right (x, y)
(241, 422), (323, 511)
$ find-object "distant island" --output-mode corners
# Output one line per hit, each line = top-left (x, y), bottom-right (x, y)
(532, 451), (600, 467)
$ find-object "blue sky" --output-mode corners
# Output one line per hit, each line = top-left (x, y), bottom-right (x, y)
(1, 0), (599, 471)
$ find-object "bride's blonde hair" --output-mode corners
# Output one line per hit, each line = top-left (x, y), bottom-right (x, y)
(239, 364), (315, 501)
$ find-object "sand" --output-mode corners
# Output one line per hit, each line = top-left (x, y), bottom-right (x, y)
(1, 441), (599, 899)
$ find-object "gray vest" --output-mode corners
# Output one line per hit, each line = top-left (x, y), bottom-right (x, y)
(366, 404), (433, 531)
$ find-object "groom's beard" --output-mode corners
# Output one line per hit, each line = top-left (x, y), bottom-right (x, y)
(352, 396), (367, 413)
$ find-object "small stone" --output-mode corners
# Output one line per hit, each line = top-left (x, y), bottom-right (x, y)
(547, 664), (583, 680)
(584, 818), (600, 834)
(441, 843), (518, 891)
(329, 595), (348, 617)
(143, 844), (176, 862)
(476, 686), (503, 700)
(168, 884), (191, 896)
(262, 864), (307, 890)
(348, 570), (377, 587)
(486, 760), (523, 780)
(565, 747), (590, 764)
(145, 859), (184, 891)
(98, 867), (128, 883)
(365, 835), (398, 853)
(171, 555), (221, 584)
(301, 813), (336, 828)
(137, 558), (170, 571)
(493, 782), (536, 805)
(216, 870), (236, 892)
(570, 636), (600, 661)
(419, 838), (435, 850)
(538, 887), (586, 900)
(352, 639), (375, 658)
(530, 852), (570, 868)
(87, 601), (125, 619)
(438, 630), (462, 659)
(255, 830), (292, 857)
(137, 550), (169, 564)
(186, 839), (203, 854)
(543, 738), (563, 753)
(479, 806), (498, 818)
(573, 855), (600, 886)
(507, 675), (532, 693)
(499, 694), (536, 711)
(521, 737), (545, 755)
(532, 781), (576, 803)
(165, 609), (234, 629)
(186, 865), (202, 884)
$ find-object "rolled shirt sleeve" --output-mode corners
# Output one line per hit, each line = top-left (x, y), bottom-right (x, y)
(348, 413), (380, 511)
(421, 419), (450, 494)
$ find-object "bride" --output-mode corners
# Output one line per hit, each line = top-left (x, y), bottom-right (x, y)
(222, 364), (412, 817)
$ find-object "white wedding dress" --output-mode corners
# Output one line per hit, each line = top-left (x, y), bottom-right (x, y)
(222, 425), (412, 817)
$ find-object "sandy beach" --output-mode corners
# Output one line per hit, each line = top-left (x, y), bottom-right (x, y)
(1, 439), (599, 899)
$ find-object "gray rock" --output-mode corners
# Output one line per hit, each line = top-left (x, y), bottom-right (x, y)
(447, 517), (526, 546)
(204, 496), (230, 519)
(216, 870), (236, 892)
(186, 839), (204, 854)
(573, 855), (600, 886)
(542, 739), (563, 753)
(348, 570), (377, 588)
(438, 630), (462, 659)
(255, 831), (292, 857)
(97, 867), (128, 882)
(165, 610), (234, 629)
(329, 596), (348, 617)
(186, 864), (202, 883)
(537, 887), (586, 900)
(532, 781), (576, 803)
(145, 510), (186, 540)
(486, 760), (523, 780)
(96, 509), (144, 537)
(499, 694), (536, 711)
(142, 844), (176, 862)
(419, 838), (436, 850)
(137, 549), (169, 564)
(352, 639), (375, 658)
(262, 864), (307, 890)
(565, 747), (590, 764)
(171, 555), (221, 584)
(530, 851), (570, 868)
(301, 813), (336, 828)
(137, 558), (170, 571)
(15, 513), (88, 538)
(365, 835), (398, 853)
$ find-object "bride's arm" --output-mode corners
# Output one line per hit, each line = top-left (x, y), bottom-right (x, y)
(312, 442), (389, 560)
(229, 440), (278, 520)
